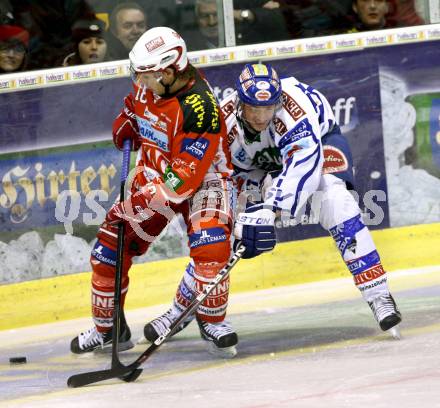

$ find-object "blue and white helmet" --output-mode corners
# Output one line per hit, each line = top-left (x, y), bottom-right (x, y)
(236, 63), (282, 106)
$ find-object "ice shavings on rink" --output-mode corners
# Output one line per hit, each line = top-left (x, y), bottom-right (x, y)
(0, 216), (188, 283)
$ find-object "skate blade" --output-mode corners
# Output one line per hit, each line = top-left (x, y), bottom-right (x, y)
(93, 340), (135, 353)
(387, 325), (402, 340)
(206, 342), (237, 359)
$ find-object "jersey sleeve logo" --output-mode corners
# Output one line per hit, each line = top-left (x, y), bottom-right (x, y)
(323, 145), (349, 173)
(180, 137), (210, 160)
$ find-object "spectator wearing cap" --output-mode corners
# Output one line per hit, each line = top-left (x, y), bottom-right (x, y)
(62, 18), (108, 66)
(107, 2), (147, 60)
(0, 24), (29, 73)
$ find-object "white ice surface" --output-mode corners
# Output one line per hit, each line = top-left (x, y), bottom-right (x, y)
(0, 266), (439, 408)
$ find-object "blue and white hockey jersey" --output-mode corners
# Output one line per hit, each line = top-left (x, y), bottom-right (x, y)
(222, 77), (338, 216)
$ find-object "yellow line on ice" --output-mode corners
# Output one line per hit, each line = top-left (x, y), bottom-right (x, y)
(0, 222), (439, 330)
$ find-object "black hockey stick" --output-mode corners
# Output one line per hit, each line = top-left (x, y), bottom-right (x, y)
(109, 140), (140, 379)
(67, 243), (246, 387)
(66, 139), (140, 386)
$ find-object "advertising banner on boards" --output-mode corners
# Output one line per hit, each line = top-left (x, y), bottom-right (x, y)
(1, 41), (439, 245)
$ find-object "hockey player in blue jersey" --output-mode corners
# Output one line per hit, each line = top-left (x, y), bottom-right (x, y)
(225, 62), (402, 336)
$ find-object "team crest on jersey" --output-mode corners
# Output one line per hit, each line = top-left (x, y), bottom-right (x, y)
(323, 145), (348, 173)
(252, 147), (282, 171)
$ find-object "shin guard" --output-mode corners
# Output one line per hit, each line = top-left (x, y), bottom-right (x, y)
(90, 239), (130, 332)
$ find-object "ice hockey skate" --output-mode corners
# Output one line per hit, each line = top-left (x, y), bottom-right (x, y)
(196, 316), (238, 358)
(368, 293), (402, 339)
(70, 323), (134, 354)
(141, 307), (195, 344)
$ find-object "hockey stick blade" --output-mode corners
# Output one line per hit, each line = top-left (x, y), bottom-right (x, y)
(67, 366), (143, 388)
(67, 244), (245, 387)
(119, 243), (246, 381)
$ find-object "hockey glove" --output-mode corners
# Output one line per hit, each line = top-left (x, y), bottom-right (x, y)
(112, 94), (141, 151)
(234, 204), (276, 259)
(106, 179), (166, 225)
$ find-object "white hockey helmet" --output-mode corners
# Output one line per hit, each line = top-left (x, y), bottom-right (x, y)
(129, 26), (188, 74)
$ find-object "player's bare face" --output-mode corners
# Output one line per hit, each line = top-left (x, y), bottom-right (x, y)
(242, 104), (276, 132)
(133, 71), (165, 95)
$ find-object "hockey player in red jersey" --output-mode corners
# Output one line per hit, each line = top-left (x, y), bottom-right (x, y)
(71, 27), (239, 357)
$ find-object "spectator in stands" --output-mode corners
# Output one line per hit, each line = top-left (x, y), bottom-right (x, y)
(234, 0), (289, 44)
(387, 0), (425, 27)
(192, 0), (219, 49)
(184, 0), (288, 51)
(106, 2), (147, 60)
(0, 24), (29, 73)
(349, 0), (390, 32)
(277, 0), (353, 38)
(12, 1), (96, 69)
(61, 18), (108, 66)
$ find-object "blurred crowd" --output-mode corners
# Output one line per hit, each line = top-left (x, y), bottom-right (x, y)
(0, 0), (428, 74)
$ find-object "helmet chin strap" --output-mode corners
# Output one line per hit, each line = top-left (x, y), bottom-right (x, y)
(158, 73), (178, 96)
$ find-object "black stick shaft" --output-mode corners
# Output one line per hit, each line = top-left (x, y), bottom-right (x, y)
(111, 140), (131, 368)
